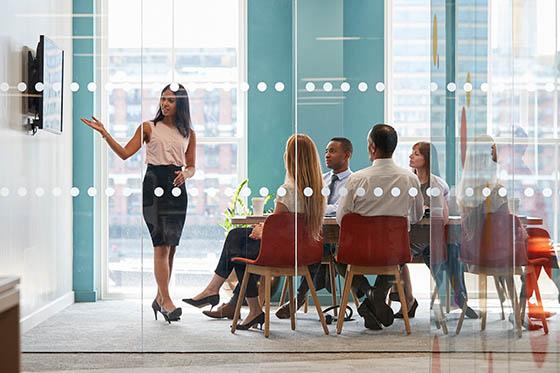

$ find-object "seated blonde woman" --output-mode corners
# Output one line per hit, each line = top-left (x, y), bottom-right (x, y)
(183, 134), (326, 329)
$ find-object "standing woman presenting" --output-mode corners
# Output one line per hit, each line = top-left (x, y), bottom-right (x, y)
(81, 83), (196, 323)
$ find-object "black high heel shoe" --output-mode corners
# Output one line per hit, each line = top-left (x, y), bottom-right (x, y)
(161, 306), (182, 324)
(182, 294), (220, 309)
(395, 298), (418, 319)
(236, 312), (265, 331)
(152, 299), (161, 320)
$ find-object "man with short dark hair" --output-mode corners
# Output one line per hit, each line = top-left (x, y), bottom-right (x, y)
(336, 124), (424, 330)
(276, 137), (353, 318)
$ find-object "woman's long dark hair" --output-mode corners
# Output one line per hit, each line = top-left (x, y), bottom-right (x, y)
(152, 83), (191, 138)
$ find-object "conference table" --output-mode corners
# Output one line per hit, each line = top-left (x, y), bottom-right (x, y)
(231, 215), (544, 244)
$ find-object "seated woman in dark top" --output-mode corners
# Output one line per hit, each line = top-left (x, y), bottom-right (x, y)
(395, 141), (477, 319)
(183, 134), (326, 329)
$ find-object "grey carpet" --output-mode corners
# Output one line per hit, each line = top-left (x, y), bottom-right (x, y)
(21, 299), (560, 353)
(21, 352), (560, 372)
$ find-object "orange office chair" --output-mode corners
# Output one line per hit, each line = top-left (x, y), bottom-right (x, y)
(335, 214), (412, 335)
(457, 212), (528, 337)
(230, 213), (329, 338)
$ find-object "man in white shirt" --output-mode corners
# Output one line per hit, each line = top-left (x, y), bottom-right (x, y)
(336, 124), (424, 329)
(276, 137), (353, 319)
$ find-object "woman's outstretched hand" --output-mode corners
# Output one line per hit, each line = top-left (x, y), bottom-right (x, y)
(80, 116), (107, 137)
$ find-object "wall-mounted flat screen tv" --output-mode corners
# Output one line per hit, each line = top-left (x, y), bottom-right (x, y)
(26, 35), (64, 134)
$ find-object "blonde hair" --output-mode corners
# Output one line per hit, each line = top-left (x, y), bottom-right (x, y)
(284, 134), (326, 241)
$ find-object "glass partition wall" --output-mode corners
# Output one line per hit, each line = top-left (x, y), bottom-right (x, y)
(432, 0), (560, 367)
(2, 0), (559, 367)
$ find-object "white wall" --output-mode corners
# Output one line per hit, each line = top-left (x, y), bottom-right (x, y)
(0, 0), (74, 326)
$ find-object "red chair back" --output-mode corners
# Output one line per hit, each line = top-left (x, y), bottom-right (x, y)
(430, 217), (448, 266)
(527, 227), (554, 259)
(337, 214), (411, 266)
(461, 212), (528, 267)
(252, 212), (324, 267)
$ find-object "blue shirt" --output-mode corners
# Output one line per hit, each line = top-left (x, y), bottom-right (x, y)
(323, 168), (352, 216)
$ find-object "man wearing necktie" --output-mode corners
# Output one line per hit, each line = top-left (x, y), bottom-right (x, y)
(276, 137), (353, 318)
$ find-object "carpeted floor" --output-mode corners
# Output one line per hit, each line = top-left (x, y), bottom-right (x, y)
(22, 299), (560, 353)
(21, 352), (560, 372)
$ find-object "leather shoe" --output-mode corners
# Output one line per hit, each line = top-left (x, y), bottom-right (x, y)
(357, 300), (382, 330)
(203, 302), (235, 320)
(275, 297), (305, 319)
(366, 288), (394, 327)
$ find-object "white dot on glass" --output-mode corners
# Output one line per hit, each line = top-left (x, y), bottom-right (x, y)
(323, 82), (333, 92)
(189, 188), (199, 197)
(257, 82), (267, 92)
(375, 82), (385, 92)
(408, 187), (418, 197)
(87, 82), (97, 92)
(373, 187), (383, 197)
(543, 188), (553, 198)
(35, 82), (44, 92)
(465, 187), (474, 197)
(241, 82), (250, 92)
(70, 82), (80, 92)
(391, 187), (401, 197)
(480, 82), (489, 92)
(545, 82), (555, 92)
(105, 187), (115, 197)
(498, 187), (507, 197)
(0, 187), (9, 197)
(356, 187), (366, 197)
(430, 82), (438, 92)
(172, 187), (181, 197)
(71, 187), (80, 197)
(224, 187), (234, 197)
(338, 187), (348, 197)
(52, 187), (62, 197)
(274, 82), (285, 92)
(277, 187), (287, 197)
(305, 82), (316, 92)
(358, 82), (368, 92)
(123, 187), (132, 197)
(35, 187), (45, 197)
(303, 187), (313, 197)
(321, 186), (330, 197)
(426, 187), (432, 197)
(431, 187), (441, 197)
(447, 82), (456, 92)
(463, 82), (473, 92)
(52, 82), (62, 92)
(259, 187), (269, 197)
(482, 187), (491, 197)
(241, 187), (251, 197)
(87, 187), (97, 197)
(0, 82), (9, 92)
(340, 82), (350, 92)
(154, 187), (164, 197)
(17, 187), (27, 197)
(169, 82), (179, 92)
(17, 82), (27, 92)
(524, 187), (534, 197)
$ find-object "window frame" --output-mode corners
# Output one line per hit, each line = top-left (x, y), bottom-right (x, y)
(97, 0), (248, 300)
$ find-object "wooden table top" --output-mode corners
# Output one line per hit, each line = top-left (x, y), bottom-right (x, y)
(231, 215), (544, 226)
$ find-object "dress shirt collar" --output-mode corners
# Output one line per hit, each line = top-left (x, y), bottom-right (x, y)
(327, 168), (352, 181)
(371, 158), (396, 167)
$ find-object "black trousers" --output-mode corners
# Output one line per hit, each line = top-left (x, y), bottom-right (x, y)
(214, 227), (261, 298)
